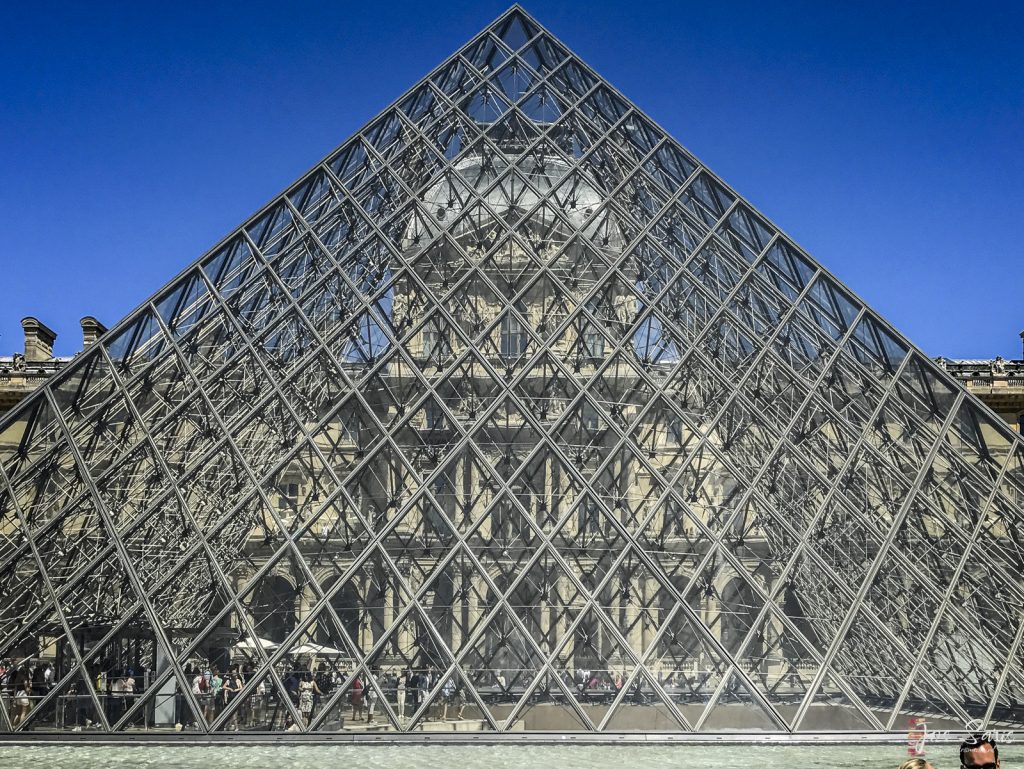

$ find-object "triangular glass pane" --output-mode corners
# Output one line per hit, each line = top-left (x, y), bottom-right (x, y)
(601, 667), (687, 732)
(503, 666), (593, 732)
(0, 598), (93, 732)
(459, 604), (545, 707)
(310, 664), (394, 732)
(20, 666), (102, 733)
(0, 397), (64, 484)
(646, 603), (731, 729)
(74, 607), (162, 732)
(794, 672), (880, 732)
(221, 667), (296, 732)
(494, 11), (539, 52)
(408, 667), (495, 732)
(698, 668), (782, 732)
(116, 667), (201, 733)
(735, 606), (824, 731)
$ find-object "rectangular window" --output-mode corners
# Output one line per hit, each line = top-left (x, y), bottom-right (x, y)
(425, 401), (444, 429)
(422, 329), (439, 361)
(278, 482), (299, 511)
(578, 500), (601, 534)
(501, 312), (527, 357)
(584, 327), (605, 359)
(340, 420), (358, 444)
(668, 415), (684, 445)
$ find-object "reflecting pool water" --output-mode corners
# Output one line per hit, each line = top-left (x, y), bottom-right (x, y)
(4, 743), (1021, 769)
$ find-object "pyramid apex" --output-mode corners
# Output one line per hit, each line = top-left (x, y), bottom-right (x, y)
(480, 4), (548, 52)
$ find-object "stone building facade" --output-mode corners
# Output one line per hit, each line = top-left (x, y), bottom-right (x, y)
(0, 317), (106, 418)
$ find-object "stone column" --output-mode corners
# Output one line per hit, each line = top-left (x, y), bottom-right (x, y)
(539, 566), (552, 643)
(400, 570), (420, 657)
(642, 578), (659, 651)
(297, 584), (312, 630)
(466, 573), (481, 646)
(625, 578), (643, 655)
(475, 460), (491, 540)
(454, 454), (466, 528)
(450, 569), (463, 652)
(381, 575), (395, 653)
(543, 454), (553, 527)
(356, 577), (371, 650)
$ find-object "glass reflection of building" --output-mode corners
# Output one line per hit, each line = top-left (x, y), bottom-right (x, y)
(2, 6), (1023, 738)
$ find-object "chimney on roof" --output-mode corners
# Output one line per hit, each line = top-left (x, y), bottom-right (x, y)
(20, 317), (56, 362)
(1019, 329), (1023, 360)
(80, 316), (107, 349)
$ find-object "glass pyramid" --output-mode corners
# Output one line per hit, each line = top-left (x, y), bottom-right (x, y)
(1, 6), (1022, 737)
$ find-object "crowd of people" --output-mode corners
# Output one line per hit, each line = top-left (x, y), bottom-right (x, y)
(170, 664), (473, 730)
(4, 656), (1019, 760)
(2, 659), (55, 727)
(1, 658), (144, 730)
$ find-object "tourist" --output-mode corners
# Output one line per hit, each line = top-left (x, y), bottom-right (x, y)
(111, 673), (125, 722)
(178, 664), (193, 727)
(496, 670), (507, 702)
(419, 663), (432, 708)
(350, 674), (364, 721)
(440, 677), (455, 720)
(960, 734), (1000, 768)
(441, 677), (464, 720)
(123, 672), (136, 718)
(452, 680), (465, 720)
(31, 662), (46, 698)
(250, 677), (266, 728)
(396, 669), (408, 721)
(42, 662), (53, 693)
(210, 668), (223, 717)
(283, 669), (300, 709)
(364, 672), (377, 724)
(13, 678), (32, 727)
(222, 667), (243, 730)
(193, 668), (211, 724)
(298, 672), (322, 727)
(409, 670), (420, 710)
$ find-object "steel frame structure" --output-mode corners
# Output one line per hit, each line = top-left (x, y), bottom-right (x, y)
(1, 5), (1022, 738)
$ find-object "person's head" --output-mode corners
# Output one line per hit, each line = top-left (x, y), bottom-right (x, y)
(961, 734), (999, 769)
(899, 759), (935, 769)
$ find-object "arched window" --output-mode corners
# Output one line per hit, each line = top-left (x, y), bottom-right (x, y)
(317, 579), (362, 651)
(248, 575), (298, 644)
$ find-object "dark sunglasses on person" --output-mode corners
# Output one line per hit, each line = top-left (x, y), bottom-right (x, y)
(962, 764), (997, 769)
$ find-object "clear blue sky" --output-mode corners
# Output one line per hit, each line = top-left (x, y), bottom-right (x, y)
(2, 1), (1021, 359)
